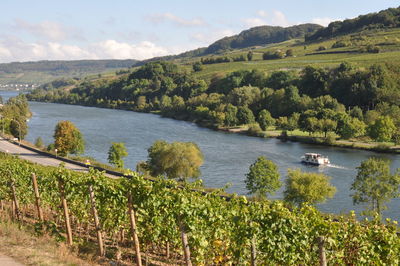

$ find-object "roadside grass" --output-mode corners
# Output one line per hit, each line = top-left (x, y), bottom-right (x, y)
(0, 216), (97, 266)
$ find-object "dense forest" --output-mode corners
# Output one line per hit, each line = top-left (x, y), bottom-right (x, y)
(27, 60), (400, 144)
(205, 24), (322, 54)
(306, 6), (400, 41)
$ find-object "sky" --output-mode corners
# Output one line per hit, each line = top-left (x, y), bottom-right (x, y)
(0, 0), (398, 63)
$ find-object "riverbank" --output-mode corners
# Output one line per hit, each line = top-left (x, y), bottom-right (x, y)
(217, 125), (400, 154)
(60, 100), (400, 155)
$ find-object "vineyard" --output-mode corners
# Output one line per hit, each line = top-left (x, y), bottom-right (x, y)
(0, 152), (399, 265)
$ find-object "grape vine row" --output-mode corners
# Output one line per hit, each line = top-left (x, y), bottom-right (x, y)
(0, 153), (399, 264)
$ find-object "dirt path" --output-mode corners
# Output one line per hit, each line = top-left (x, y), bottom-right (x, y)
(0, 253), (24, 266)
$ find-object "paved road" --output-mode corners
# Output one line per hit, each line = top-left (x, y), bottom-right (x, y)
(0, 253), (24, 266)
(0, 136), (90, 172)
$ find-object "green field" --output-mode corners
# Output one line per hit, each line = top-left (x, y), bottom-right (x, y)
(181, 28), (400, 81)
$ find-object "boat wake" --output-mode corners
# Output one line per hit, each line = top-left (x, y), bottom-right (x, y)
(326, 164), (349, 170)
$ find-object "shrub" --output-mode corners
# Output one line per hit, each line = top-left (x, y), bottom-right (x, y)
(263, 50), (285, 60)
(364, 45), (380, 53)
(324, 132), (336, 145)
(192, 62), (203, 72)
(331, 40), (347, 48)
(373, 143), (391, 152)
(247, 123), (263, 136)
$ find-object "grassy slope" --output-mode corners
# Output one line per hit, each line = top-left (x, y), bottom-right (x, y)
(182, 28), (400, 81)
(0, 218), (98, 265)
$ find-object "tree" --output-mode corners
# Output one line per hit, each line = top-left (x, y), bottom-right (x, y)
(53, 120), (85, 156)
(318, 118), (337, 138)
(237, 106), (255, 125)
(192, 62), (203, 72)
(257, 109), (275, 131)
(337, 117), (366, 139)
(9, 118), (28, 140)
(351, 158), (400, 216)
(108, 142), (128, 168)
(349, 106), (363, 121)
(2, 94), (30, 139)
(35, 137), (44, 149)
(146, 140), (204, 181)
(247, 51), (253, 61)
(367, 116), (396, 142)
(302, 116), (319, 135)
(286, 49), (294, 57)
(284, 169), (336, 206)
(245, 156), (281, 199)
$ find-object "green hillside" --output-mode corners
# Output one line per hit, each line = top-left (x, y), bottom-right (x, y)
(0, 59), (138, 85)
(204, 24), (322, 54)
(186, 28), (400, 81)
(306, 6), (400, 41)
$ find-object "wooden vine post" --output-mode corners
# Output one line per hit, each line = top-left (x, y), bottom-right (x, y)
(318, 236), (327, 266)
(250, 236), (257, 266)
(57, 177), (73, 246)
(31, 173), (44, 222)
(10, 179), (21, 221)
(166, 241), (170, 259)
(180, 223), (192, 266)
(88, 184), (105, 257)
(128, 192), (142, 266)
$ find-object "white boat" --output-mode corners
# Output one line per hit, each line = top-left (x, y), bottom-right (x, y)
(301, 153), (330, 165)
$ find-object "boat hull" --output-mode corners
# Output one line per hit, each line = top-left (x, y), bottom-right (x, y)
(301, 160), (329, 166)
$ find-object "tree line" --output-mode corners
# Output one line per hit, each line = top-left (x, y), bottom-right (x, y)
(0, 94), (31, 140)
(306, 6), (400, 41)
(27, 61), (400, 144)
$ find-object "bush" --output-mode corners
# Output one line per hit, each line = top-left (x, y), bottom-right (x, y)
(232, 55), (247, 62)
(192, 62), (203, 72)
(247, 123), (263, 136)
(280, 130), (288, 140)
(35, 137), (44, 149)
(367, 45), (380, 53)
(324, 132), (336, 145)
(373, 143), (391, 152)
(331, 40), (347, 48)
(317, 46), (327, 51)
(263, 50), (285, 60)
(285, 49), (294, 57)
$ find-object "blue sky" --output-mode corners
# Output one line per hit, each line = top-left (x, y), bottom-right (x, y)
(0, 0), (398, 62)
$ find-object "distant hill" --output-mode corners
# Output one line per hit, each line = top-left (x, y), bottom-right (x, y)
(306, 6), (400, 41)
(0, 59), (138, 85)
(204, 24), (322, 54)
(141, 24), (322, 64)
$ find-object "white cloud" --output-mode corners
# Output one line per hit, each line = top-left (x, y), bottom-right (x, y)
(0, 38), (95, 62)
(147, 13), (205, 27)
(91, 40), (170, 60)
(311, 17), (336, 27)
(244, 10), (291, 28)
(243, 18), (267, 28)
(257, 10), (268, 18)
(12, 19), (82, 41)
(0, 37), (176, 63)
(191, 29), (235, 44)
(271, 10), (290, 27)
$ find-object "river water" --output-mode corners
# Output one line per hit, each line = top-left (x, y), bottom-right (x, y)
(2, 90), (400, 220)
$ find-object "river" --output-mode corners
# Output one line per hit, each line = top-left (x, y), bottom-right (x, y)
(2, 90), (400, 220)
